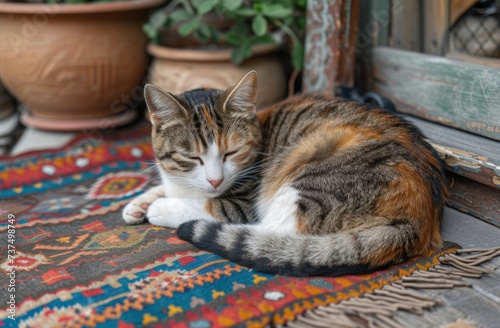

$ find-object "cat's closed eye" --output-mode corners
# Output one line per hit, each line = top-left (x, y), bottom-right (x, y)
(189, 157), (204, 165)
(223, 151), (237, 162)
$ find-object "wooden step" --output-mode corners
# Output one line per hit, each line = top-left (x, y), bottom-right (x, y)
(406, 115), (500, 191)
(404, 115), (500, 227)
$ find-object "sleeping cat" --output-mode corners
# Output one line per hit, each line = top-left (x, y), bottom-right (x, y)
(122, 71), (447, 277)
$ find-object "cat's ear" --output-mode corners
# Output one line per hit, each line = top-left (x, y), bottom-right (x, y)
(223, 70), (258, 113)
(144, 84), (188, 126)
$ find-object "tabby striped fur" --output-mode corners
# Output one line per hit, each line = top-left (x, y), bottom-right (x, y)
(124, 71), (448, 277)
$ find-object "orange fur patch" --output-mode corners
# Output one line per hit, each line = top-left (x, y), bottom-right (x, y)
(200, 104), (214, 127)
(296, 219), (310, 234)
(204, 201), (216, 219)
(375, 162), (441, 253)
(256, 107), (275, 127)
(361, 244), (402, 267)
(205, 200), (226, 223)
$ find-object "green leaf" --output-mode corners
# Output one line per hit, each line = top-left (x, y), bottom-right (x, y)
(193, 24), (212, 43)
(169, 9), (192, 23)
(294, 0), (307, 9)
(194, 30), (208, 43)
(142, 23), (157, 39)
(232, 45), (245, 65)
(262, 4), (293, 18)
(291, 42), (304, 71)
(252, 14), (267, 37)
(244, 42), (253, 58)
(234, 7), (256, 17)
(208, 25), (220, 43)
(252, 35), (275, 45)
(149, 10), (169, 28)
(296, 16), (306, 30)
(231, 42), (251, 65)
(222, 0), (243, 11)
(178, 18), (201, 36)
(192, 0), (220, 15)
(224, 31), (244, 46)
(253, 3), (264, 12)
(231, 21), (250, 35)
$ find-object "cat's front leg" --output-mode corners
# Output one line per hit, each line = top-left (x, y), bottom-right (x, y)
(146, 198), (217, 228)
(122, 185), (164, 224)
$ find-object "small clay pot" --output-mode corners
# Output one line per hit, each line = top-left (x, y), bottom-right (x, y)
(147, 42), (287, 109)
(0, 0), (164, 130)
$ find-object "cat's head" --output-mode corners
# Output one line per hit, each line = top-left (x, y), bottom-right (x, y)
(144, 71), (261, 198)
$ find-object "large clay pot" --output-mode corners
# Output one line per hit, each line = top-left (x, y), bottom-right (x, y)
(147, 43), (287, 109)
(0, 0), (163, 131)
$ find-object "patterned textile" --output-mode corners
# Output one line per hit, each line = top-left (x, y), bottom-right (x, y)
(0, 124), (457, 328)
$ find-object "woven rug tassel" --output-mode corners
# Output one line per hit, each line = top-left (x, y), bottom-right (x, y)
(281, 247), (500, 328)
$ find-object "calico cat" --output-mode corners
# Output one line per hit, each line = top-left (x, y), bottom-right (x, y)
(122, 71), (447, 277)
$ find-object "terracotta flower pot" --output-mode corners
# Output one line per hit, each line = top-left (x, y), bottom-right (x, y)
(147, 42), (287, 109)
(0, 0), (164, 131)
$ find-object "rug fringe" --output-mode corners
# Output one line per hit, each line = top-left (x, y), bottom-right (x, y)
(281, 247), (500, 328)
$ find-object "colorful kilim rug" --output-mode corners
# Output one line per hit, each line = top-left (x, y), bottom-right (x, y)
(0, 124), (485, 328)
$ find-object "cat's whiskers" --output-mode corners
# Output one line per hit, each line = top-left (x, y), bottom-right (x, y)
(139, 163), (161, 175)
(165, 174), (207, 192)
(144, 176), (162, 185)
(236, 160), (264, 176)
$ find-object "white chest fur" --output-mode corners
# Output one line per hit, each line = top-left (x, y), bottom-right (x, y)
(256, 185), (300, 234)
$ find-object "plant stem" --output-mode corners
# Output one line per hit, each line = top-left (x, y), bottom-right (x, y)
(272, 19), (300, 46)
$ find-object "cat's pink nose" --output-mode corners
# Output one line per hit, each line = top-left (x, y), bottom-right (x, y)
(208, 179), (223, 188)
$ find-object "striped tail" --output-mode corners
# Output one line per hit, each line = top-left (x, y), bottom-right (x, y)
(177, 220), (419, 276)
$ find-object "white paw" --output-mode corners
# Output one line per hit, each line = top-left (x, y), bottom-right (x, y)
(146, 198), (209, 228)
(146, 198), (177, 228)
(122, 187), (165, 225)
(122, 201), (147, 224)
(122, 197), (154, 225)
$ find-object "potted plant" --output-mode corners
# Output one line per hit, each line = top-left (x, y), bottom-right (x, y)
(143, 0), (306, 108)
(0, 0), (164, 131)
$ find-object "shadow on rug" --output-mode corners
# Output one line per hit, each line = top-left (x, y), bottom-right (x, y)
(1, 125), (498, 328)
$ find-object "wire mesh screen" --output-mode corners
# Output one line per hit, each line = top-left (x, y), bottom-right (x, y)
(449, 0), (500, 58)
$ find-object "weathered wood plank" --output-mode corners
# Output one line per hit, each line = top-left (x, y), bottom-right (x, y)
(447, 173), (500, 228)
(441, 207), (500, 252)
(303, 0), (361, 93)
(336, 0), (359, 87)
(446, 52), (500, 68)
(428, 280), (500, 328)
(356, 0), (402, 92)
(406, 115), (500, 227)
(417, 284), (500, 328)
(370, 0), (391, 47)
(372, 47), (500, 141)
(355, 0), (375, 92)
(404, 116), (500, 190)
(470, 270), (500, 300)
(423, 0), (450, 55)
(394, 304), (467, 328)
(303, 0), (343, 94)
(390, 0), (422, 51)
